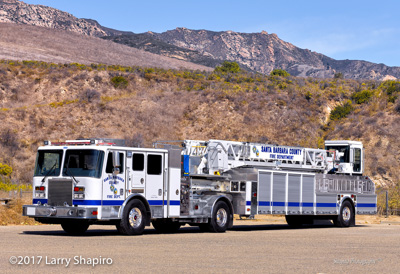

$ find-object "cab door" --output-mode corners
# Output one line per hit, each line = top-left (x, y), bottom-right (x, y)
(127, 151), (165, 218)
(127, 152), (146, 197)
(145, 153), (165, 217)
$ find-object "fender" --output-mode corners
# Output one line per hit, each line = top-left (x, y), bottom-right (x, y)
(120, 194), (151, 226)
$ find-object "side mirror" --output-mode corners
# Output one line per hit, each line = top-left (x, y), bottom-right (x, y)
(112, 151), (120, 175)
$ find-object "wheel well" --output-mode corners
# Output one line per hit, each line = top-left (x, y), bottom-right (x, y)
(122, 195), (151, 226)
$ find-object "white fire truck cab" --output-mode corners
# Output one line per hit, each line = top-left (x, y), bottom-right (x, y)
(23, 138), (377, 235)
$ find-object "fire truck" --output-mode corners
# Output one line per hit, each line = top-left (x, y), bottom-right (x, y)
(23, 138), (376, 235)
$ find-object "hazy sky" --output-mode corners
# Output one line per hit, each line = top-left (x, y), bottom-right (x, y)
(23, 0), (400, 67)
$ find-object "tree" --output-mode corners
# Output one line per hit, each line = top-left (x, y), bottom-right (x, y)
(214, 61), (241, 73)
(270, 69), (290, 77)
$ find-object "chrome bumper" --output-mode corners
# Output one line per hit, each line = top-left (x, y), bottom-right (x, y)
(23, 205), (98, 219)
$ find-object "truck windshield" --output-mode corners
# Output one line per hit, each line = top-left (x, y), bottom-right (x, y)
(62, 150), (104, 178)
(34, 150), (63, 176)
(325, 146), (350, 163)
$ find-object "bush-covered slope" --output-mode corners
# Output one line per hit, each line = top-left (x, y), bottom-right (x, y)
(0, 60), (399, 193)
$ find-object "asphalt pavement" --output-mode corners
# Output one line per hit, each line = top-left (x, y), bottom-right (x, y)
(1, 220), (399, 273)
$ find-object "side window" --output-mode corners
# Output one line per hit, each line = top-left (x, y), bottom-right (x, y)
(106, 152), (124, 173)
(147, 154), (162, 175)
(353, 148), (361, 172)
(132, 153), (145, 171)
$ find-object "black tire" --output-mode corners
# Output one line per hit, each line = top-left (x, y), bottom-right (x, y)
(61, 221), (89, 235)
(285, 215), (303, 228)
(208, 201), (230, 233)
(118, 199), (147, 235)
(335, 200), (354, 227)
(152, 219), (181, 234)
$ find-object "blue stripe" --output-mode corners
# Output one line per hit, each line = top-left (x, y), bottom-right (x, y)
(246, 201), (251, 206)
(102, 200), (124, 206)
(33, 199), (180, 207)
(258, 201), (270, 206)
(73, 200), (102, 206)
(33, 199), (48, 204)
(302, 202), (314, 207)
(357, 203), (376, 208)
(316, 203), (337, 208)
(272, 202), (285, 207)
(288, 202), (300, 207)
(148, 200), (163, 206)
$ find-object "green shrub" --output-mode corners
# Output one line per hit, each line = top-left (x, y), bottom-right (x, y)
(111, 75), (128, 88)
(334, 72), (344, 79)
(0, 163), (12, 176)
(330, 100), (353, 121)
(351, 89), (373, 104)
(305, 91), (312, 101)
(380, 80), (400, 95)
(270, 69), (290, 77)
(214, 61), (241, 73)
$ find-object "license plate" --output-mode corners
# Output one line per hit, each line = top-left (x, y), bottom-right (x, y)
(27, 207), (36, 216)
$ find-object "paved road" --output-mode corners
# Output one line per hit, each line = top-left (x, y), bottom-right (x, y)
(1, 220), (399, 273)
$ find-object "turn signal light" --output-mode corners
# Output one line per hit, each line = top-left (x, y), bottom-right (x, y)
(74, 186), (85, 192)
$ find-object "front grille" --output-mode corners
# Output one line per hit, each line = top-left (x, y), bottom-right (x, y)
(48, 179), (73, 206)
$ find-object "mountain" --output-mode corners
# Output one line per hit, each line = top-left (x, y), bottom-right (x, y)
(0, 0), (126, 36)
(102, 32), (223, 69)
(1, 0), (399, 80)
(106, 28), (400, 80)
(0, 23), (211, 71)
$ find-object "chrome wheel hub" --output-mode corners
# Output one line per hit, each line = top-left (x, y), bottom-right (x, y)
(129, 207), (142, 228)
(342, 206), (351, 222)
(216, 208), (227, 227)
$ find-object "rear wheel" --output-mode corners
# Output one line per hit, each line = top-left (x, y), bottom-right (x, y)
(208, 201), (230, 233)
(152, 219), (181, 234)
(118, 199), (147, 235)
(61, 221), (89, 235)
(335, 200), (354, 227)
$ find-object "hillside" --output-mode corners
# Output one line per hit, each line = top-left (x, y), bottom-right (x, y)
(0, 60), (399, 194)
(0, 23), (211, 71)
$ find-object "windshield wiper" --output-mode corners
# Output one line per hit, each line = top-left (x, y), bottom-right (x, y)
(64, 156), (79, 184)
(41, 161), (57, 183)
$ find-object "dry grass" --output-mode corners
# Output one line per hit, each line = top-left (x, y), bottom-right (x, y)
(0, 23), (211, 71)
(0, 196), (38, 226)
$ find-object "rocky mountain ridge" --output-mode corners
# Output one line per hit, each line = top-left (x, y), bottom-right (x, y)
(0, 0), (126, 36)
(1, 0), (400, 80)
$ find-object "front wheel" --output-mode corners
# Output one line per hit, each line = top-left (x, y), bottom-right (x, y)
(61, 221), (89, 235)
(334, 200), (354, 227)
(118, 199), (147, 235)
(208, 201), (231, 233)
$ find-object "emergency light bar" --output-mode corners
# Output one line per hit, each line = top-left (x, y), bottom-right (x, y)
(43, 138), (126, 147)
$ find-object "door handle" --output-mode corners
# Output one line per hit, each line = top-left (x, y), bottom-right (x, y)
(158, 189), (162, 196)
